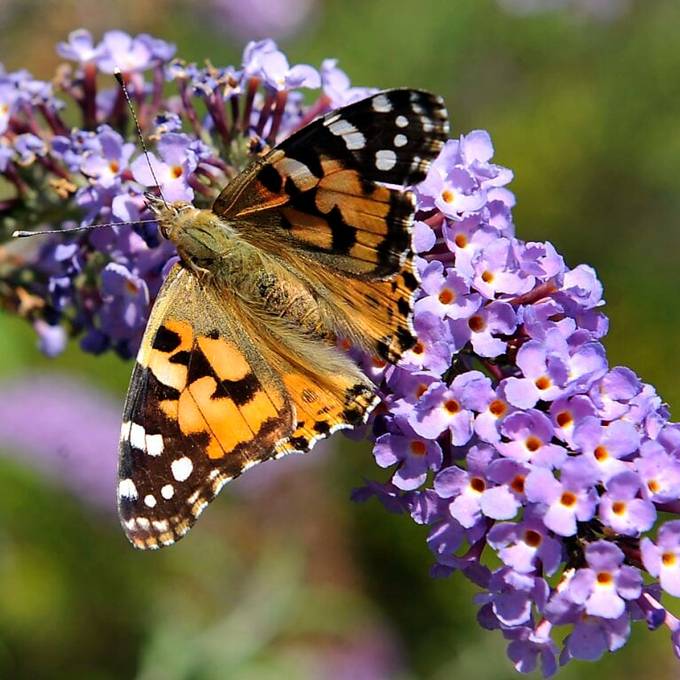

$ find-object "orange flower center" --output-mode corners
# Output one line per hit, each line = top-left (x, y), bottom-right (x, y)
(648, 479), (660, 494)
(560, 491), (577, 507)
(662, 552), (677, 567)
(524, 529), (542, 547)
(511, 475), (525, 494)
(108, 160), (120, 173)
(454, 233), (467, 248)
(415, 383), (429, 399)
(481, 270), (494, 283)
(594, 446), (609, 461)
(534, 376), (551, 390)
(444, 399), (461, 414)
(470, 477), (486, 493)
(612, 501), (626, 515)
(468, 315), (485, 332)
(171, 165), (183, 178)
(438, 288), (455, 305)
(410, 440), (427, 456)
(412, 341), (424, 355)
(441, 189), (455, 203)
(525, 436), (542, 452)
(556, 411), (572, 428)
(489, 399), (507, 417)
(596, 572), (613, 585)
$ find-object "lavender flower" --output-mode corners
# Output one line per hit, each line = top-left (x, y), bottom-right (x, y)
(3, 28), (680, 677)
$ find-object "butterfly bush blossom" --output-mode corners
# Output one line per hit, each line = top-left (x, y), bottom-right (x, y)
(1, 28), (680, 676)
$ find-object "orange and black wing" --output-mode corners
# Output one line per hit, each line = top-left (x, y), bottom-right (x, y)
(118, 265), (294, 549)
(213, 89), (449, 280)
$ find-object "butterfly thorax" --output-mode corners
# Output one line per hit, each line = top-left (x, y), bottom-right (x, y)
(155, 201), (240, 268)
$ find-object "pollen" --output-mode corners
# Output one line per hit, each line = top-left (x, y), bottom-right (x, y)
(511, 475), (525, 494)
(560, 491), (577, 507)
(524, 529), (542, 547)
(534, 375), (551, 390)
(612, 501), (626, 515)
(171, 165), (183, 178)
(489, 399), (507, 417)
(454, 233), (467, 248)
(481, 270), (494, 283)
(556, 411), (572, 428)
(438, 288), (456, 305)
(444, 399), (461, 414)
(470, 477), (486, 493)
(410, 440), (427, 456)
(662, 552), (677, 567)
(596, 571), (613, 585)
(468, 315), (485, 332)
(594, 445), (609, 461)
(525, 436), (542, 452)
(441, 189), (455, 203)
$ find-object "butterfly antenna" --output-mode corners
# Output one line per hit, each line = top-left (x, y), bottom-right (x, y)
(12, 219), (160, 239)
(113, 68), (170, 210)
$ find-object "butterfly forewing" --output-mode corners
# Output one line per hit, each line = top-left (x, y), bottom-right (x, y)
(118, 265), (294, 549)
(213, 89), (449, 279)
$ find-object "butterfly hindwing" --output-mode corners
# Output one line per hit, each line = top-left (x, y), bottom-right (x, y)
(213, 89), (449, 279)
(118, 265), (294, 549)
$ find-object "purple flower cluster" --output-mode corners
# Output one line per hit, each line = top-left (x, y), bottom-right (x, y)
(0, 31), (367, 357)
(3, 28), (680, 676)
(355, 131), (680, 673)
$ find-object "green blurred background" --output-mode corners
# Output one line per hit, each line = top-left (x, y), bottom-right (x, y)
(1, 0), (680, 677)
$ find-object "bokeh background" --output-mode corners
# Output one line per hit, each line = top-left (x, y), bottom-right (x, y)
(1, 0), (680, 677)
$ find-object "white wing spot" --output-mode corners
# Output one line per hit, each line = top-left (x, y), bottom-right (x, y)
(375, 149), (397, 172)
(161, 484), (175, 500)
(396, 115), (408, 128)
(345, 132), (366, 150)
(327, 118), (365, 150)
(394, 134), (408, 147)
(144, 494), (157, 508)
(421, 118), (434, 133)
(145, 433), (164, 457)
(130, 423), (146, 451)
(328, 119), (357, 136)
(118, 478), (138, 500)
(171, 456), (193, 481)
(120, 421), (131, 441)
(372, 94), (393, 112)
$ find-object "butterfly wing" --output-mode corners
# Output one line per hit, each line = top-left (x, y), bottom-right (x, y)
(118, 263), (378, 549)
(213, 89), (448, 363)
(213, 89), (448, 279)
(118, 264), (295, 549)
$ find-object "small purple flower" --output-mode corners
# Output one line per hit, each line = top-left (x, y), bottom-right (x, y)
(641, 521), (680, 597)
(524, 459), (598, 536)
(409, 371), (491, 444)
(98, 263), (150, 344)
(496, 410), (566, 468)
(97, 30), (155, 73)
(572, 415), (640, 482)
(566, 541), (642, 619)
(374, 420), (442, 491)
(598, 470), (656, 536)
(56, 29), (104, 64)
(450, 300), (517, 357)
(130, 132), (197, 202)
(487, 508), (563, 575)
(415, 260), (481, 320)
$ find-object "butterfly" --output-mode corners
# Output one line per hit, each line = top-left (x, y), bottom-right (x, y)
(118, 89), (449, 549)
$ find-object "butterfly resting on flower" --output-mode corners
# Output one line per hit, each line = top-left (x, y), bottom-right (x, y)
(117, 89), (449, 549)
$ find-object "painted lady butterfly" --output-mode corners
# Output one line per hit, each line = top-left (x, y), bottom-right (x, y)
(118, 89), (449, 549)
